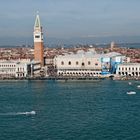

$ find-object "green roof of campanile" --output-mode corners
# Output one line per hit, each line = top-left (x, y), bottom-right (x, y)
(34, 14), (41, 28)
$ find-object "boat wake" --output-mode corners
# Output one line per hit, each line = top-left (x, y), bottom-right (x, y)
(0, 111), (36, 116)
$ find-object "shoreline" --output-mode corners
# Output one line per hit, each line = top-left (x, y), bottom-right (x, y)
(0, 76), (139, 81)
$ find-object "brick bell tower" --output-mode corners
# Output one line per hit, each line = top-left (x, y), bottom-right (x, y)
(34, 13), (44, 66)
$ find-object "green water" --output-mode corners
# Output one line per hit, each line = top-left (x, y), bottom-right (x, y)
(0, 80), (140, 140)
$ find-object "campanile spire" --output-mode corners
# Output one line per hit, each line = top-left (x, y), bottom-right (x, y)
(34, 12), (41, 29)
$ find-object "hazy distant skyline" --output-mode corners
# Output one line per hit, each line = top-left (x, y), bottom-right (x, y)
(0, 0), (140, 45)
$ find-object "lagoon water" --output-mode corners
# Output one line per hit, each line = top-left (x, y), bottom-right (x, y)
(0, 80), (140, 140)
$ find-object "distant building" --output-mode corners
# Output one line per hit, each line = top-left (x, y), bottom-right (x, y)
(116, 63), (140, 77)
(110, 41), (115, 50)
(33, 13), (44, 66)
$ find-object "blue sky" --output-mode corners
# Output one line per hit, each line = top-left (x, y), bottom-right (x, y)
(0, 0), (140, 45)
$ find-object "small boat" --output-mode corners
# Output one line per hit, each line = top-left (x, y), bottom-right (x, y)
(137, 85), (140, 88)
(128, 82), (132, 85)
(127, 91), (136, 95)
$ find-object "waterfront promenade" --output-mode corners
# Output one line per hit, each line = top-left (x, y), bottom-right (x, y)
(0, 75), (140, 81)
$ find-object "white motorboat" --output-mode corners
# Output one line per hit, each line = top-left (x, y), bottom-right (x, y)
(137, 85), (140, 88)
(128, 82), (132, 85)
(127, 91), (136, 95)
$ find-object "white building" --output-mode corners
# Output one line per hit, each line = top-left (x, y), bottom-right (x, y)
(0, 60), (41, 78)
(0, 61), (28, 78)
(54, 50), (102, 77)
(116, 63), (140, 77)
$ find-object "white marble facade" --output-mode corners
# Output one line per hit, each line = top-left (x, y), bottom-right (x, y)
(55, 51), (102, 77)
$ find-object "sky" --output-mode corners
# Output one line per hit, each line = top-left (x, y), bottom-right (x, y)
(0, 0), (140, 45)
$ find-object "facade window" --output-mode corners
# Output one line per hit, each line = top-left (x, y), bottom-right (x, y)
(76, 61), (79, 65)
(129, 67), (131, 70)
(68, 61), (71, 65)
(61, 61), (64, 65)
(95, 63), (98, 66)
(82, 62), (85, 66)
(88, 61), (91, 65)
(122, 67), (124, 71)
(132, 72), (134, 75)
(132, 67), (134, 70)
(125, 67), (127, 71)
(119, 67), (120, 70)
(136, 68), (138, 71)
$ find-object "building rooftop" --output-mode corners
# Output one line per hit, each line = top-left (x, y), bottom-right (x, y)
(56, 51), (122, 59)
